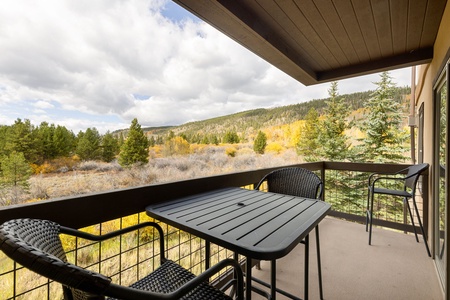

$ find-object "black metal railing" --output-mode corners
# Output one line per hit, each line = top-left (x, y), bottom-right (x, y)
(0, 162), (427, 299)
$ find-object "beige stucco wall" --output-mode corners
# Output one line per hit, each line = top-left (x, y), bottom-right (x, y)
(416, 2), (450, 298)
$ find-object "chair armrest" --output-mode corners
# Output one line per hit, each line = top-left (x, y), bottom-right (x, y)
(60, 222), (165, 261)
(107, 258), (244, 300)
(368, 168), (409, 186)
(370, 176), (406, 188)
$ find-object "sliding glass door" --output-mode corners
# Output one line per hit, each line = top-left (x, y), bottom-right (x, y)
(435, 62), (449, 290)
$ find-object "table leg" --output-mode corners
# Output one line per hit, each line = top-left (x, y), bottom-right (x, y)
(246, 257), (252, 300)
(304, 234), (309, 300)
(205, 241), (210, 270)
(271, 260), (276, 300)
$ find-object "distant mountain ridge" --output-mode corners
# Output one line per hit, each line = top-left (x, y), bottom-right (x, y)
(139, 86), (410, 139)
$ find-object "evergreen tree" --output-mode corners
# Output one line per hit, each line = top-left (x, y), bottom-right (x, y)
(0, 125), (8, 158)
(253, 131), (267, 154)
(38, 122), (57, 160)
(5, 119), (40, 163)
(101, 132), (119, 162)
(76, 128), (101, 160)
(318, 82), (351, 161)
(0, 151), (32, 187)
(118, 118), (149, 167)
(318, 82), (359, 214)
(223, 130), (240, 144)
(356, 72), (408, 163)
(210, 134), (219, 145)
(296, 108), (320, 161)
(149, 136), (156, 147)
(350, 72), (409, 219)
(118, 132), (125, 148)
(201, 135), (210, 145)
(167, 130), (175, 141)
(53, 125), (75, 157)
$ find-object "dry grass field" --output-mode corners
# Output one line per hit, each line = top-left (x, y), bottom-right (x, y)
(21, 145), (301, 203)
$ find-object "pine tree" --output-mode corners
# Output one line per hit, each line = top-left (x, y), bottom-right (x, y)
(223, 131), (240, 144)
(101, 132), (119, 162)
(5, 119), (40, 163)
(38, 122), (57, 161)
(149, 136), (156, 147)
(353, 72), (409, 219)
(253, 131), (267, 154)
(0, 125), (8, 158)
(318, 81), (351, 161)
(53, 125), (75, 157)
(118, 118), (149, 167)
(356, 72), (408, 163)
(0, 151), (32, 187)
(76, 128), (101, 160)
(296, 108), (320, 161)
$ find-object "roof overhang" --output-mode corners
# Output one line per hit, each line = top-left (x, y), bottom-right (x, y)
(174, 0), (448, 85)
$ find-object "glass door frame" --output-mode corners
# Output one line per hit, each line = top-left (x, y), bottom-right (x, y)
(434, 60), (450, 292)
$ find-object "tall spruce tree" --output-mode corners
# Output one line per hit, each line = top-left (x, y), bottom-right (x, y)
(318, 81), (351, 161)
(118, 118), (149, 167)
(318, 82), (357, 213)
(357, 71), (407, 163)
(354, 72), (408, 220)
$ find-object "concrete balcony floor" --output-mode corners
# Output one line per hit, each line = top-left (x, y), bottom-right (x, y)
(251, 217), (443, 300)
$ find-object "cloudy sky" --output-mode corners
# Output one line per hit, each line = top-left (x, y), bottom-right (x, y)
(0, 0), (412, 134)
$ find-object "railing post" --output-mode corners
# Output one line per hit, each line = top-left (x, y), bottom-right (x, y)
(321, 163), (326, 202)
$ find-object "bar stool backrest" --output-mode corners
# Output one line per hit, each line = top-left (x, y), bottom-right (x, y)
(405, 163), (429, 192)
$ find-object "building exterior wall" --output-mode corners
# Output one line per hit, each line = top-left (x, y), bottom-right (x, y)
(416, 2), (450, 298)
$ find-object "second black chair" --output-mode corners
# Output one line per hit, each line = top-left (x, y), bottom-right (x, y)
(366, 163), (431, 257)
(254, 167), (324, 299)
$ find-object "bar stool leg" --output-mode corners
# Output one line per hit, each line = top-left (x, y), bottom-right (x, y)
(366, 187), (371, 232)
(405, 198), (419, 242)
(411, 197), (432, 257)
(315, 226), (323, 300)
(304, 234), (309, 300)
(368, 192), (374, 245)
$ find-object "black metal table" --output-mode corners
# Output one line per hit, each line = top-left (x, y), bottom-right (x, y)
(146, 187), (331, 299)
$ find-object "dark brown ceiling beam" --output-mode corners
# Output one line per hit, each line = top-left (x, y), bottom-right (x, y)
(316, 47), (433, 83)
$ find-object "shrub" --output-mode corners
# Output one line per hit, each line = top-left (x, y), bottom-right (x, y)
(266, 142), (284, 154)
(31, 163), (55, 174)
(225, 147), (237, 157)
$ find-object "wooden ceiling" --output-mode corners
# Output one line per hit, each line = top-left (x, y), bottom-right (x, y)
(174, 0), (448, 85)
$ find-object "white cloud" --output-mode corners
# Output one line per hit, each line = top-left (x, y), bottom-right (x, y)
(34, 100), (54, 110)
(0, 0), (411, 132)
